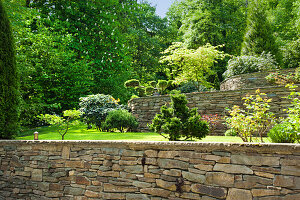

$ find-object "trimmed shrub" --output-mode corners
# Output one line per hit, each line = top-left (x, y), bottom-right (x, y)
(149, 94), (209, 141)
(0, 1), (20, 139)
(103, 109), (138, 132)
(124, 79), (140, 88)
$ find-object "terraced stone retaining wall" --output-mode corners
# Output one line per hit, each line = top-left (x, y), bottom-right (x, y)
(220, 69), (295, 91)
(0, 141), (299, 200)
(129, 85), (300, 134)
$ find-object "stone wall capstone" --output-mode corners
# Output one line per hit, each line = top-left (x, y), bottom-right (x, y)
(0, 140), (299, 199)
(129, 85), (300, 135)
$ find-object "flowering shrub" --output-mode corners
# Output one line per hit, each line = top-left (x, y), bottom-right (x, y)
(225, 89), (275, 142)
(201, 114), (221, 133)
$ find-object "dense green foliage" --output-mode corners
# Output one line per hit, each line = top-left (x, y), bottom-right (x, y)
(38, 109), (81, 140)
(149, 94), (209, 141)
(268, 122), (299, 143)
(241, 0), (280, 62)
(79, 94), (125, 130)
(102, 109), (138, 133)
(223, 53), (278, 79)
(0, 1), (20, 139)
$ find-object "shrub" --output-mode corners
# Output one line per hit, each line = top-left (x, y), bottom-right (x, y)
(103, 109), (138, 133)
(224, 129), (237, 136)
(268, 122), (298, 143)
(148, 94), (209, 141)
(124, 79), (140, 88)
(225, 89), (275, 142)
(157, 80), (168, 95)
(223, 52), (278, 79)
(145, 86), (155, 96)
(79, 94), (126, 129)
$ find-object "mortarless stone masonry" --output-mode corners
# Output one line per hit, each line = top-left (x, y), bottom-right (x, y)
(0, 140), (299, 199)
(129, 85), (300, 134)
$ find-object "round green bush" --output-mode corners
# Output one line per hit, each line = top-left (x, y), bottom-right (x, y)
(124, 79), (140, 88)
(103, 109), (138, 133)
(223, 53), (278, 79)
(268, 122), (298, 143)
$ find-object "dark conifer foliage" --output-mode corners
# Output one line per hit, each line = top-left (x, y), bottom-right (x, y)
(241, 0), (280, 62)
(0, 1), (20, 139)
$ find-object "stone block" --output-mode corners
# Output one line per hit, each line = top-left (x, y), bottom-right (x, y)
(194, 164), (213, 171)
(102, 192), (125, 199)
(76, 176), (91, 185)
(281, 165), (300, 176)
(158, 159), (189, 170)
(126, 193), (150, 200)
(205, 172), (234, 187)
(163, 169), (182, 177)
(254, 171), (274, 179)
(231, 155), (280, 166)
(213, 163), (253, 174)
(158, 151), (179, 158)
(132, 181), (152, 188)
(98, 171), (119, 177)
(103, 183), (138, 193)
(61, 146), (70, 159)
(182, 171), (205, 183)
(274, 175), (294, 188)
(65, 161), (85, 168)
(145, 150), (158, 158)
(49, 183), (63, 191)
(32, 169), (43, 182)
(251, 189), (281, 197)
(191, 184), (227, 199)
(122, 149), (144, 157)
(84, 190), (99, 198)
(227, 188), (252, 200)
(122, 165), (143, 173)
(156, 179), (176, 191)
(45, 191), (63, 197)
(140, 188), (171, 198)
(64, 187), (84, 196)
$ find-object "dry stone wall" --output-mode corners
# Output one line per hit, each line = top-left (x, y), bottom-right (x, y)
(220, 69), (295, 91)
(0, 141), (299, 200)
(129, 85), (300, 135)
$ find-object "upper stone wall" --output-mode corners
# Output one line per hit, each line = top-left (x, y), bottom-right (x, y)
(129, 85), (300, 134)
(220, 69), (295, 91)
(0, 140), (299, 199)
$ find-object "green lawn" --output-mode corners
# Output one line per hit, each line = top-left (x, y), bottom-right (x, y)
(17, 124), (270, 143)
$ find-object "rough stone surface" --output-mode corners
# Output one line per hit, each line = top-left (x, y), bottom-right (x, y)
(227, 188), (252, 200)
(0, 141), (299, 199)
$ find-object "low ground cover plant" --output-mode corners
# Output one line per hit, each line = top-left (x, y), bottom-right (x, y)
(148, 93), (209, 141)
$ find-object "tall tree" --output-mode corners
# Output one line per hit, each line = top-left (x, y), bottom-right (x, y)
(241, 0), (280, 62)
(0, 0), (20, 139)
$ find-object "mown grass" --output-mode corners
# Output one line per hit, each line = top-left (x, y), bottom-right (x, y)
(17, 124), (270, 143)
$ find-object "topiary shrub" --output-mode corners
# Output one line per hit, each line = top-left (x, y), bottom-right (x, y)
(156, 80), (168, 95)
(223, 52), (278, 79)
(124, 79), (140, 88)
(102, 109), (138, 133)
(145, 86), (155, 96)
(79, 94), (126, 130)
(148, 94), (209, 141)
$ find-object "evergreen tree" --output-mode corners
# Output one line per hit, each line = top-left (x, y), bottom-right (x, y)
(241, 0), (280, 62)
(0, 1), (20, 139)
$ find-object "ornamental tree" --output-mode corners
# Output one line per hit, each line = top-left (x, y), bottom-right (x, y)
(160, 42), (226, 91)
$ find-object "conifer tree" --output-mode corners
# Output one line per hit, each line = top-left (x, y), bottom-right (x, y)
(0, 1), (20, 139)
(241, 0), (280, 62)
